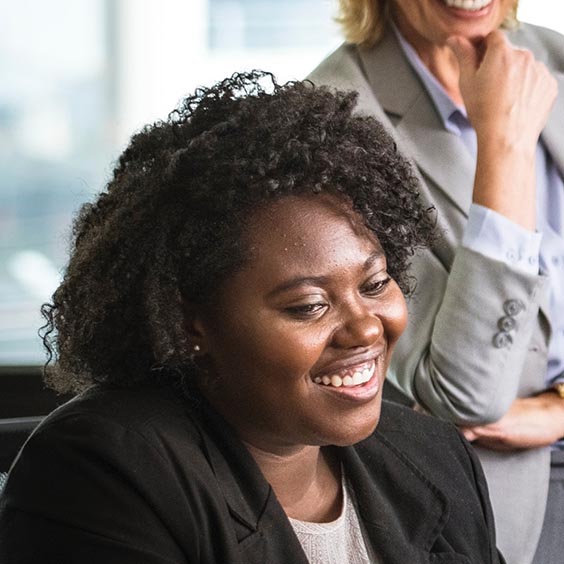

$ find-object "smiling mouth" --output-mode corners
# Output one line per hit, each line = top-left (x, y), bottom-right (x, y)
(442, 0), (493, 11)
(313, 360), (377, 389)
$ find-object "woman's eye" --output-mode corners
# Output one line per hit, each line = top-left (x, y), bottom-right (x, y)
(285, 303), (327, 318)
(363, 276), (391, 296)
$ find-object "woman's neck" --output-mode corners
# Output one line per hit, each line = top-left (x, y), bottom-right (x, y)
(391, 13), (464, 105)
(243, 441), (342, 522)
(417, 43), (464, 106)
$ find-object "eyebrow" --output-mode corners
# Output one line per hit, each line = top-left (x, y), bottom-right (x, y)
(364, 249), (386, 270)
(267, 249), (386, 297)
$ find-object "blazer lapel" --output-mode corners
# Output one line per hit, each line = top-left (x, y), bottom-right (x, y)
(194, 402), (309, 564)
(541, 72), (564, 178)
(358, 30), (475, 217)
(507, 26), (564, 178)
(535, 73), (564, 355)
(342, 434), (449, 562)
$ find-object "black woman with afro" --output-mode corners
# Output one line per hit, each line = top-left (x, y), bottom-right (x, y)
(0, 71), (505, 564)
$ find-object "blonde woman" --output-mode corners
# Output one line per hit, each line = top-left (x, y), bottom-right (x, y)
(310, 2), (564, 563)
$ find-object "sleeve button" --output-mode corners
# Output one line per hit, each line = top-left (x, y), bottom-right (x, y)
(503, 299), (525, 316)
(498, 315), (518, 332)
(493, 332), (513, 349)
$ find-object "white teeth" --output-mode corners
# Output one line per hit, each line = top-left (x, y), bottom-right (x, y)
(314, 361), (377, 388)
(331, 375), (343, 387)
(352, 372), (364, 386)
(443, 0), (492, 11)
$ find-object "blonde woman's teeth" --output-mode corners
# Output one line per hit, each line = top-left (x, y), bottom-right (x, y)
(313, 363), (375, 388)
(443, 0), (492, 10)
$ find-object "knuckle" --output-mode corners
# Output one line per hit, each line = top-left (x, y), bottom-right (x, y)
(489, 30), (505, 43)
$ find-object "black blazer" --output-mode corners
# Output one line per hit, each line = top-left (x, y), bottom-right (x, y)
(0, 384), (504, 563)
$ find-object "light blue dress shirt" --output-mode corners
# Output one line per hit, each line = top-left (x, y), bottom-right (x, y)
(394, 27), (564, 386)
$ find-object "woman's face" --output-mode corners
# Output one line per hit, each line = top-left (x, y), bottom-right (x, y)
(391, 0), (516, 47)
(192, 194), (407, 453)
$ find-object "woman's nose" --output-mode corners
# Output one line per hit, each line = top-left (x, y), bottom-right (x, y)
(331, 303), (383, 349)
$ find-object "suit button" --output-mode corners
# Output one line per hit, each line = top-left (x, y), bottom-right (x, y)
(493, 332), (513, 349)
(503, 299), (525, 316)
(498, 316), (518, 332)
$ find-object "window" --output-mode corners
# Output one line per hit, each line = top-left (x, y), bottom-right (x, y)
(0, 0), (340, 365)
(1, 0), (114, 364)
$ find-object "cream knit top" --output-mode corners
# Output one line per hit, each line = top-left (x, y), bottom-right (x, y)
(288, 474), (377, 564)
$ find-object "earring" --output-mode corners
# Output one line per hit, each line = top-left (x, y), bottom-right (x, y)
(189, 344), (201, 362)
(189, 343), (206, 372)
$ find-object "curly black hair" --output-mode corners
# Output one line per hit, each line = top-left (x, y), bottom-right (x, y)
(40, 70), (435, 394)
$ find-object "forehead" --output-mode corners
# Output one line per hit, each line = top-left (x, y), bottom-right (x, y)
(243, 194), (384, 271)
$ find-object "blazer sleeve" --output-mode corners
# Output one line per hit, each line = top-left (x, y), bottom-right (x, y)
(391, 244), (549, 425)
(0, 412), (199, 564)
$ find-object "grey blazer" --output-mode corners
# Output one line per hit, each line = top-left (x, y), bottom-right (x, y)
(309, 22), (564, 564)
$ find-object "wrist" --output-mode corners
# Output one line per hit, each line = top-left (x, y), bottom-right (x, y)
(473, 144), (537, 230)
(542, 387), (564, 440)
(532, 388), (564, 413)
(476, 130), (538, 158)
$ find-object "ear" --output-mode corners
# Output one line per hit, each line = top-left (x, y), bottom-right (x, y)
(182, 301), (210, 355)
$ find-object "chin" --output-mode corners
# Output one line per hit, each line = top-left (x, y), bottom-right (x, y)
(326, 412), (382, 447)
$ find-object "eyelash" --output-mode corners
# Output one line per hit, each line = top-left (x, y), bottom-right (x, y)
(363, 276), (392, 296)
(285, 303), (327, 318)
(285, 277), (392, 318)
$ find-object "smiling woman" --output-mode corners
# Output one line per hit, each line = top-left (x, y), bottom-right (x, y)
(195, 195), (408, 455)
(0, 71), (504, 563)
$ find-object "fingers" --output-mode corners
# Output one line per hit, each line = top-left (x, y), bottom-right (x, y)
(459, 427), (479, 442)
(446, 30), (508, 74)
(482, 28), (510, 51)
(458, 397), (564, 450)
(453, 29), (557, 143)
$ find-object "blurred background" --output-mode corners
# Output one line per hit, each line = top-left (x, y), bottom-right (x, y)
(1, 0), (562, 366)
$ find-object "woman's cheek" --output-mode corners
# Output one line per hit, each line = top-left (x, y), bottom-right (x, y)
(385, 289), (409, 346)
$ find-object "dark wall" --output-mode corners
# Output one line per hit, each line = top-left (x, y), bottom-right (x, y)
(0, 367), (71, 418)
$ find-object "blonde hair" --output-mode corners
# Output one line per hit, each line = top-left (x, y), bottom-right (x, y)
(337, 0), (520, 47)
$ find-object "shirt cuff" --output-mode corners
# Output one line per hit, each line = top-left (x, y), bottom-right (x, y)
(462, 204), (542, 275)
(549, 375), (564, 387)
